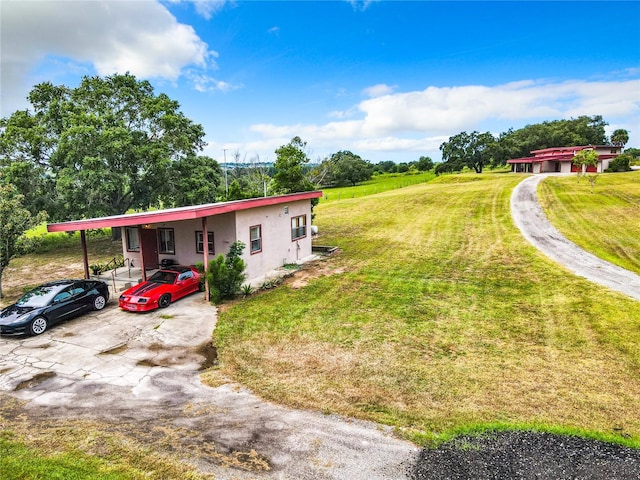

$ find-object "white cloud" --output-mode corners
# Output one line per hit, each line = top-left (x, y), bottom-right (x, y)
(191, 0), (228, 19)
(164, 0), (230, 20)
(188, 72), (242, 93)
(346, 0), (377, 12)
(245, 76), (640, 162)
(355, 79), (640, 137)
(1, 0), (216, 116)
(362, 83), (396, 98)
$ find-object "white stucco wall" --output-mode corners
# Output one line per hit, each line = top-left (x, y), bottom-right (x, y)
(155, 213), (237, 266)
(234, 200), (313, 282)
(117, 199), (314, 283)
(598, 159), (610, 172)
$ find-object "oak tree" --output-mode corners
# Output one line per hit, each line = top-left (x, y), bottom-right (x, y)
(330, 150), (372, 186)
(0, 73), (205, 221)
(440, 131), (496, 173)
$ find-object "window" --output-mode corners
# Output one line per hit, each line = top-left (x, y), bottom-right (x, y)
(158, 228), (175, 254)
(195, 231), (215, 254)
(291, 215), (307, 240)
(178, 270), (194, 281)
(125, 227), (139, 252)
(53, 289), (72, 304)
(250, 225), (262, 254)
(70, 283), (86, 297)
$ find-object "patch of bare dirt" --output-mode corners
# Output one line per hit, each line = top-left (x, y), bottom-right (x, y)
(285, 253), (346, 289)
(216, 250), (344, 313)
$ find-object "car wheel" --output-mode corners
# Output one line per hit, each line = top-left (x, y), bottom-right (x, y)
(93, 295), (107, 311)
(158, 294), (171, 308)
(30, 316), (48, 335)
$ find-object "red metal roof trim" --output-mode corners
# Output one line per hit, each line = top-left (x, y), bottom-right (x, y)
(507, 152), (619, 164)
(48, 191), (323, 232)
(529, 145), (611, 154)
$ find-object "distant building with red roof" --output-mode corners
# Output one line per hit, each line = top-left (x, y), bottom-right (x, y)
(507, 145), (622, 174)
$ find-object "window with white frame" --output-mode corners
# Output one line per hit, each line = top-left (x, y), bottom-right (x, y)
(158, 228), (175, 254)
(250, 225), (262, 254)
(195, 231), (215, 254)
(125, 227), (139, 252)
(291, 215), (307, 240)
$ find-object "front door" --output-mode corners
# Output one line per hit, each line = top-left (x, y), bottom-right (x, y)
(141, 228), (159, 270)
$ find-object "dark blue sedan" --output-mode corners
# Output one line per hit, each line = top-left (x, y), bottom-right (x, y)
(0, 279), (110, 336)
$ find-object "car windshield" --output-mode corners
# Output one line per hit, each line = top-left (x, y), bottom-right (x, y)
(149, 271), (177, 284)
(16, 285), (62, 307)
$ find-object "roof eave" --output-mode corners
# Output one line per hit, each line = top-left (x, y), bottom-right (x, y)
(47, 191), (323, 232)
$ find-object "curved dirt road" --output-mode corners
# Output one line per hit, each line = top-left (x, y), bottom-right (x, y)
(511, 174), (640, 302)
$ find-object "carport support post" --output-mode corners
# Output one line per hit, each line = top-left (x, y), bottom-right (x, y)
(138, 225), (147, 281)
(80, 230), (90, 279)
(202, 217), (210, 302)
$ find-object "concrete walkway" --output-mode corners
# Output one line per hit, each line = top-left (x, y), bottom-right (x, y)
(511, 174), (640, 302)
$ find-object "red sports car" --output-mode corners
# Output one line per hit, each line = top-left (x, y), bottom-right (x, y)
(119, 266), (201, 312)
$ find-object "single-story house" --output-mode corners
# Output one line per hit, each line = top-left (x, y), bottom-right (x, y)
(507, 145), (622, 174)
(47, 191), (323, 299)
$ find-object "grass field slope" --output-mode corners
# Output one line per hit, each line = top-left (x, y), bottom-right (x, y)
(213, 173), (640, 446)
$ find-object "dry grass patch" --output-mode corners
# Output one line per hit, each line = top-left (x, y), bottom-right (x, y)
(0, 395), (210, 479)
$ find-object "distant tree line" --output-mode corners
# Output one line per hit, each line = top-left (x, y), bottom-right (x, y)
(437, 116), (630, 174)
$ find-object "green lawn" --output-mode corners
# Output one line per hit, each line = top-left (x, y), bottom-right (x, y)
(538, 171), (640, 275)
(211, 173), (640, 446)
(320, 171), (436, 202)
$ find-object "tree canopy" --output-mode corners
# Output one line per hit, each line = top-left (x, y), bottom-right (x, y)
(272, 136), (316, 194)
(624, 147), (639, 159)
(440, 131), (496, 174)
(163, 155), (223, 207)
(494, 115), (608, 164)
(0, 184), (45, 298)
(415, 156), (434, 171)
(329, 150), (372, 186)
(0, 73), (206, 221)
(610, 129), (629, 147)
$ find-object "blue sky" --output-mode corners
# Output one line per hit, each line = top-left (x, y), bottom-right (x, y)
(2, 0), (639, 163)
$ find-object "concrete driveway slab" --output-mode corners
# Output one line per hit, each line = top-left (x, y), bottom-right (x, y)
(1, 292), (418, 479)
